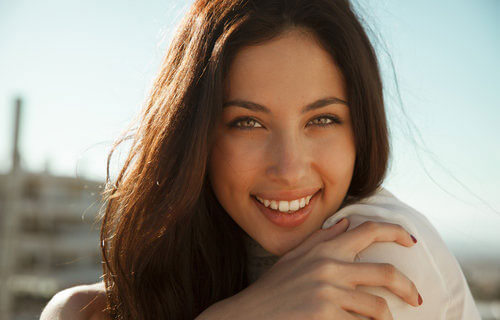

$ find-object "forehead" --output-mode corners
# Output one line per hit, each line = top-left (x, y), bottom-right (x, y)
(224, 28), (347, 106)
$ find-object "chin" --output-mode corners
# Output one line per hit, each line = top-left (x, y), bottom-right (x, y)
(262, 235), (303, 257)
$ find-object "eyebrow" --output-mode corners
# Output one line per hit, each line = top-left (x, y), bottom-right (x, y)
(222, 96), (348, 114)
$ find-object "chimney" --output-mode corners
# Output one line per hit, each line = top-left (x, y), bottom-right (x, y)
(11, 97), (22, 173)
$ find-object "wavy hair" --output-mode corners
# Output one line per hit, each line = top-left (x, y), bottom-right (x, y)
(98, 0), (389, 319)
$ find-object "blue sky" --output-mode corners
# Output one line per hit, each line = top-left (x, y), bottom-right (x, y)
(1, 0), (499, 258)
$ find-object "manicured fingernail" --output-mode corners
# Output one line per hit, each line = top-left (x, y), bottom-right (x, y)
(335, 218), (345, 225)
(418, 293), (423, 305)
(410, 234), (417, 243)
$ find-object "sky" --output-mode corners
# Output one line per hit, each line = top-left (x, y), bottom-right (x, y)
(1, 0), (499, 258)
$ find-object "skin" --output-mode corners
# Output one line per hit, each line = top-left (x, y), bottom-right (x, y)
(197, 220), (421, 320)
(208, 27), (356, 256)
(40, 282), (109, 320)
(42, 27), (422, 320)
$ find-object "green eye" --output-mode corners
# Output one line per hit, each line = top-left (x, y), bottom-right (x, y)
(228, 117), (264, 130)
(308, 115), (342, 127)
(228, 115), (342, 130)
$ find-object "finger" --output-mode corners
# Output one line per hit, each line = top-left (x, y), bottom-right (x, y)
(345, 262), (421, 307)
(317, 218), (351, 241)
(283, 218), (350, 262)
(330, 307), (361, 320)
(297, 218), (350, 253)
(333, 286), (394, 320)
(329, 221), (416, 260)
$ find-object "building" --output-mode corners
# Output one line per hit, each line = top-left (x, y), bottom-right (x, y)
(0, 97), (105, 320)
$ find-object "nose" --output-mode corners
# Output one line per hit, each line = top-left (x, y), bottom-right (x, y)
(265, 132), (309, 187)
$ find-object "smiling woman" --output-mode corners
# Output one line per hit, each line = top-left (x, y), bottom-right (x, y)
(39, 0), (479, 319)
(209, 28), (358, 255)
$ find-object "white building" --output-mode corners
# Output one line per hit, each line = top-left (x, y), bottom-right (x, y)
(0, 98), (105, 320)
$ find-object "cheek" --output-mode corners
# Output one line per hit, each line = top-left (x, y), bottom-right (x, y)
(212, 134), (266, 173)
(209, 137), (263, 198)
(311, 133), (356, 183)
(209, 137), (264, 232)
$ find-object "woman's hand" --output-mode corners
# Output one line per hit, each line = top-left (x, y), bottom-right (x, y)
(197, 219), (421, 320)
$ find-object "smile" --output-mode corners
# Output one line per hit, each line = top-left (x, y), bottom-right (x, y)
(251, 189), (321, 228)
(254, 193), (315, 213)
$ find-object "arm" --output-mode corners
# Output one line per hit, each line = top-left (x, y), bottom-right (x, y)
(322, 188), (481, 320)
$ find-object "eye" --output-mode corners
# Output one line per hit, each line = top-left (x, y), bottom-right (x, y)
(307, 114), (342, 128)
(227, 116), (264, 130)
(227, 114), (342, 130)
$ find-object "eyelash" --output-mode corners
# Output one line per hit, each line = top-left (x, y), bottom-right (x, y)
(228, 114), (342, 130)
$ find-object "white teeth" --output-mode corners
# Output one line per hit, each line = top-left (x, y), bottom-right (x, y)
(270, 200), (278, 210)
(254, 193), (316, 213)
(278, 201), (289, 212)
(299, 197), (306, 208)
(306, 195), (312, 205)
(289, 199), (300, 211)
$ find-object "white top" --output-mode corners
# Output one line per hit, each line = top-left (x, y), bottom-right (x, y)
(321, 186), (481, 320)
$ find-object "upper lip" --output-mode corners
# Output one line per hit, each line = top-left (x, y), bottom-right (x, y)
(252, 188), (321, 201)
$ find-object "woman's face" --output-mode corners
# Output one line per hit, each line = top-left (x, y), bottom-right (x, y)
(208, 28), (356, 256)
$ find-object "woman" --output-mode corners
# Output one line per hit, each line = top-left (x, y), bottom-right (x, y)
(41, 0), (480, 319)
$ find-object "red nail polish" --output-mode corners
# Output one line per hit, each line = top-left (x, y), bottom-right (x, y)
(411, 235), (417, 243)
(418, 293), (423, 305)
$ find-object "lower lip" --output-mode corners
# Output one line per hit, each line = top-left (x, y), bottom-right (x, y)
(252, 191), (320, 228)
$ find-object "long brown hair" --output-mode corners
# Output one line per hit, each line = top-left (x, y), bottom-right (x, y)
(98, 0), (389, 319)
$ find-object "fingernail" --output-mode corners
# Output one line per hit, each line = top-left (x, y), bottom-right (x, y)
(335, 218), (345, 225)
(410, 234), (417, 243)
(418, 293), (423, 305)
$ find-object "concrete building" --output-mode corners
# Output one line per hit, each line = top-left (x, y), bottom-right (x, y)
(0, 98), (104, 320)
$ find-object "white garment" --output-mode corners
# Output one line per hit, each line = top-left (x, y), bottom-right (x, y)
(321, 186), (481, 320)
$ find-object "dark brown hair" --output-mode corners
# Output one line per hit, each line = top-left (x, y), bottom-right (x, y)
(98, 0), (389, 319)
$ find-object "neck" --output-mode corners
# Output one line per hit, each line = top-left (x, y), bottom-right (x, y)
(243, 233), (280, 284)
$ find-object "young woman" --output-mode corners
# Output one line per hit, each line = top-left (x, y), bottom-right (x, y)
(40, 0), (480, 319)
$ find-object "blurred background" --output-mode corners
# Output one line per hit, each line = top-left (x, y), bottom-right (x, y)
(0, 0), (498, 319)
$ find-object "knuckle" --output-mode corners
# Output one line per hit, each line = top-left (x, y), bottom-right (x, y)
(360, 220), (378, 232)
(308, 284), (340, 319)
(343, 276), (357, 290)
(309, 242), (323, 256)
(311, 301), (334, 320)
(312, 282), (335, 301)
(381, 263), (397, 283)
(373, 296), (389, 314)
(311, 241), (331, 257)
(311, 259), (337, 281)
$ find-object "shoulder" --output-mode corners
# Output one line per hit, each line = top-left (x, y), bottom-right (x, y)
(324, 187), (448, 249)
(40, 282), (108, 320)
(325, 187), (454, 252)
(322, 187), (481, 319)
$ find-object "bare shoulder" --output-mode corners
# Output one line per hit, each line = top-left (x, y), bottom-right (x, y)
(40, 281), (108, 320)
